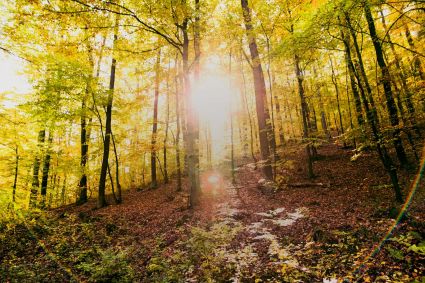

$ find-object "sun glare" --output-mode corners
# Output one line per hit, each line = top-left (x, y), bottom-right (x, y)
(192, 61), (240, 163)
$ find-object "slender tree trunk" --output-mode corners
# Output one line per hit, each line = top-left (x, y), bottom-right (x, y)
(175, 63), (182, 192)
(344, 18), (403, 202)
(265, 36), (279, 155)
(404, 23), (424, 81)
(40, 131), (53, 208)
(241, 52), (258, 165)
(330, 57), (345, 146)
(285, 80), (296, 138)
(182, 21), (200, 207)
(345, 64), (356, 147)
(111, 131), (122, 203)
(61, 174), (67, 206)
(380, 9), (420, 138)
(274, 94), (286, 145)
(107, 163), (118, 203)
(264, 35), (280, 179)
(150, 48), (161, 189)
(193, 0), (201, 192)
(345, 13), (378, 122)
(229, 52), (236, 184)
(364, 1), (408, 167)
(77, 98), (89, 204)
(98, 19), (119, 208)
(241, 0), (273, 180)
(341, 27), (365, 131)
(163, 59), (171, 184)
(294, 55), (314, 178)
(313, 66), (331, 140)
(29, 129), (45, 208)
(12, 145), (19, 203)
(142, 153), (146, 188)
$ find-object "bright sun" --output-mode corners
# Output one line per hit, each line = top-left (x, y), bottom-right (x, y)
(191, 59), (240, 163)
(192, 74), (233, 123)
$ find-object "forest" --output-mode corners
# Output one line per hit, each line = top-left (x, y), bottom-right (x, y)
(0, 0), (424, 282)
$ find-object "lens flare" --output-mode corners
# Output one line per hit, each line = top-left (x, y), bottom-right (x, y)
(348, 144), (425, 281)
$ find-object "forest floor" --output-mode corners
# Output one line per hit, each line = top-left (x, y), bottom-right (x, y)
(1, 141), (424, 282)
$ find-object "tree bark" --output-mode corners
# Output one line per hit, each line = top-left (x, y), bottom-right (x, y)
(40, 131), (53, 208)
(294, 55), (314, 178)
(150, 47), (161, 189)
(181, 20), (200, 206)
(77, 95), (89, 204)
(229, 51), (236, 184)
(344, 17), (403, 202)
(341, 27), (365, 131)
(98, 19), (119, 208)
(379, 9), (420, 138)
(175, 66), (182, 191)
(163, 59), (171, 184)
(12, 145), (19, 204)
(111, 131), (122, 203)
(29, 129), (45, 208)
(404, 23), (424, 81)
(240, 0), (273, 180)
(364, 1), (408, 167)
(330, 57), (345, 144)
(240, 51), (258, 165)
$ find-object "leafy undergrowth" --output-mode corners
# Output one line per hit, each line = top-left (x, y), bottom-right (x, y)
(0, 142), (424, 282)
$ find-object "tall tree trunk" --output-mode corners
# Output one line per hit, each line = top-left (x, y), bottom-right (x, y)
(345, 64), (356, 147)
(404, 23), (424, 81)
(29, 129), (45, 208)
(175, 60), (182, 192)
(345, 13), (378, 122)
(193, 0), (201, 192)
(40, 131), (53, 208)
(77, 97), (89, 204)
(240, 0), (273, 180)
(264, 35), (280, 178)
(163, 60), (171, 184)
(341, 27), (365, 133)
(150, 47), (161, 189)
(285, 79), (296, 138)
(98, 18), (119, 208)
(295, 55), (314, 178)
(330, 57), (345, 145)
(240, 51), (258, 165)
(229, 51), (236, 184)
(265, 36), (279, 152)
(344, 19), (403, 202)
(380, 9), (420, 138)
(313, 66), (331, 140)
(61, 174), (67, 206)
(12, 145), (19, 204)
(111, 131), (122, 203)
(364, 1), (408, 167)
(182, 21), (200, 207)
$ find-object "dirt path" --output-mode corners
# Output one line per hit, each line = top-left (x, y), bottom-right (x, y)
(41, 142), (424, 282)
(190, 166), (313, 281)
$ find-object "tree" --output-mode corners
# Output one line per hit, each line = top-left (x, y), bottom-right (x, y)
(363, 0), (408, 168)
(98, 15), (119, 208)
(240, 0), (273, 180)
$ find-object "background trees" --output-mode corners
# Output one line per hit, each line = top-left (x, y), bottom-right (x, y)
(0, 0), (423, 209)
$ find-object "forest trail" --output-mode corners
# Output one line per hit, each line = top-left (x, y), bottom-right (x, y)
(198, 166), (311, 281)
(2, 142), (424, 282)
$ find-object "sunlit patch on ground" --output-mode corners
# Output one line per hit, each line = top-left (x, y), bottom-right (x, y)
(207, 174), (220, 185)
(201, 172), (224, 194)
